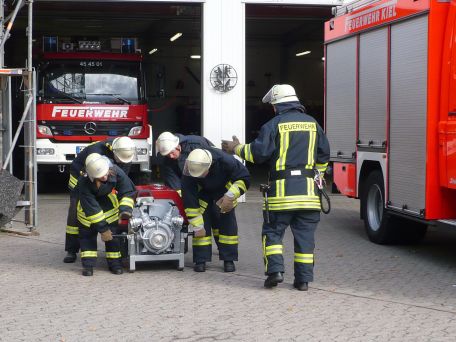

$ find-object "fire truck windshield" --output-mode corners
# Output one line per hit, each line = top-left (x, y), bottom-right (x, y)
(38, 59), (143, 104)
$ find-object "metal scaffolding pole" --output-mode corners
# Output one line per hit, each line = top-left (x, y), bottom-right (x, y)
(23, 0), (36, 228)
(0, 0), (37, 231)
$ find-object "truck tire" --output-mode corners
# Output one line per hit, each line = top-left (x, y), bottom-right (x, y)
(361, 170), (397, 244)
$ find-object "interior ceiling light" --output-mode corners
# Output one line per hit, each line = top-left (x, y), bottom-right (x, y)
(321, 57), (325, 61)
(170, 33), (183, 42)
(149, 48), (158, 55)
(190, 55), (201, 59)
(296, 51), (311, 57)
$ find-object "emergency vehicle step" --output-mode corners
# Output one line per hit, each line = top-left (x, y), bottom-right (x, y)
(438, 220), (456, 227)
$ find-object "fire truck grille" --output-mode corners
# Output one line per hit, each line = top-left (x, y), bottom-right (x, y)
(41, 121), (142, 137)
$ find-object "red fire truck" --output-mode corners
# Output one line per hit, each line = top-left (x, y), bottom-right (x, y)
(324, 0), (456, 243)
(36, 37), (152, 176)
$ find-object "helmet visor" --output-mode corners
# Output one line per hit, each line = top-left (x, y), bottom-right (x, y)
(183, 159), (211, 178)
(262, 88), (273, 104)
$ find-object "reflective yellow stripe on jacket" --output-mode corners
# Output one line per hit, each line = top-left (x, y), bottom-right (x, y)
(235, 144), (254, 163)
(66, 225), (79, 235)
(119, 197), (134, 209)
(68, 174), (78, 189)
(276, 131), (290, 171)
(227, 180), (247, 198)
(77, 202), (116, 227)
(185, 207), (204, 227)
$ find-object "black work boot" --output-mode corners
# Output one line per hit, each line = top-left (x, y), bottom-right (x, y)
(194, 262), (206, 272)
(82, 267), (93, 276)
(224, 261), (235, 272)
(110, 267), (123, 275)
(293, 281), (309, 291)
(63, 252), (77, 263)
(264, 272), (284, 288)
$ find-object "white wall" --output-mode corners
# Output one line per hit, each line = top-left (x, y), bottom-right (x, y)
(202, 0), (246, 147)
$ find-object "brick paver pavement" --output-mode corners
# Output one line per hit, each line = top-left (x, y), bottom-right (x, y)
(1, 193), (456, 341)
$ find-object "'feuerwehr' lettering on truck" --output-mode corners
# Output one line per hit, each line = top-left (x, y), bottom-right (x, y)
(345, 0), (397, 33)
(51, 106), (129, 119)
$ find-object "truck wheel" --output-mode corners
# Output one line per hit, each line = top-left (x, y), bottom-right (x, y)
(362, 170), (397, 244)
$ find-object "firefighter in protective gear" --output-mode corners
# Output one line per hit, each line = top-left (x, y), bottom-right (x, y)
(156, 132), (214, 194)
(156, 132), (222, 247)
(182, 148), (250, 273)
(222, 84), (330, 291)
(64, 136), (135, 264)
(77, 153), (136, 276)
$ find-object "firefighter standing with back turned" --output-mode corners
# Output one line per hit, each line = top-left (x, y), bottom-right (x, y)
(63, 136), (136, 263)
(222, 84), (330, 291)
(181, 148), (250, 272)
(155, 131), (222, 249)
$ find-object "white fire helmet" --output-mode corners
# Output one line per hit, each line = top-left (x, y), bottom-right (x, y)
(156, 132), (180, 156)
(85, 153), (110, 179)
(262, 84), (299, 105)
(112, 136), (136, 163)
(183, 149), (212, 178)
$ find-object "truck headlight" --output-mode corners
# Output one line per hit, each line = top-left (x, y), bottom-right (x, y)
(38, 125), (52, 136)
(136, 147), (148, 155)
(37, 148), (55, 155)
(128, 126), (143, 136)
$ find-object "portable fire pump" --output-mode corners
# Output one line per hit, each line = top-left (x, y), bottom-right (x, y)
(119, 184), (190, 272)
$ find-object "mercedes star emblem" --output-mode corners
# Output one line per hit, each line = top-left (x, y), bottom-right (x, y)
(84, 122), (97, 135)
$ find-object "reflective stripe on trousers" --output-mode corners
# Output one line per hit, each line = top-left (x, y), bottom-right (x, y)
(79, 225), (122, 269)
(262, 210), (319, 283)
(192, 202), (239, 263)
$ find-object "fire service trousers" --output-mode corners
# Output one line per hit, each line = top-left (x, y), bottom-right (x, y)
(262, 210), (320, 283)
(79, 224), (122, 270)
(192, 205), (238, 264)
(65, 194), (80, 253)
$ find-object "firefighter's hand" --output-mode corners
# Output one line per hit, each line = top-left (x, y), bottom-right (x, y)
(216, 193), (235, 213)
(119, 211), (132, 223)
(100, 229), (113, 242)
(192, 225), (206, 237)
(221, 135), (240, 154)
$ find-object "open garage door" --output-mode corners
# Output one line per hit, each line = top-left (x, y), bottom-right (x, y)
(245, 4), (332, 180)
(9, 1), (202, 186)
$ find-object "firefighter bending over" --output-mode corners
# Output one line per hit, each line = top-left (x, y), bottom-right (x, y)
(63, 136), (136, 264)
(182, 148), (250, 272)
(155, 131), (221, 248)
(222, 84), (330, 291)
(77, 153), (136, 276)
